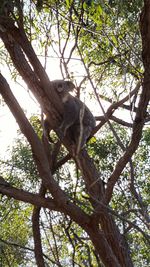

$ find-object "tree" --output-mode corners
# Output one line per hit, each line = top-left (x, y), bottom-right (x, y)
(0, 1), (149, 266)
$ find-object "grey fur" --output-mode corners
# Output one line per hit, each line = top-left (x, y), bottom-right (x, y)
(45, 80), (96, 149)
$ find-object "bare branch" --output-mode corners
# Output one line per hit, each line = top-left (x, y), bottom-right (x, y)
(0, 73), (91, 227)
(95, 115), (133, 128)
(104, 73), (150, 204)
(94, 82), (141, 134)
(0, 180), (57, 210)
(32, 205), (45, 267)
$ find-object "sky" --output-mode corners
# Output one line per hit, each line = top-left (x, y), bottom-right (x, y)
(0, 45), (133, 156)
(0, 55), (94, 154)
(0, 57), (62, 154)
(0, 84), (38, 154)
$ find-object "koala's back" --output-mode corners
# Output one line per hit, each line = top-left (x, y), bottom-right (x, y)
(69, 97), (96, 147)
(73, 97), (96, 128)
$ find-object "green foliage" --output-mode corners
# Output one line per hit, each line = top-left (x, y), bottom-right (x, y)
(87, 127), (150, 265)
(88, 124), (128, 179)
(0, 197), (33, 266)
(1, 123), (149, 265)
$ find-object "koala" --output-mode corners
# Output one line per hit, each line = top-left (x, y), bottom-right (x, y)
(44, 80), (96, 151)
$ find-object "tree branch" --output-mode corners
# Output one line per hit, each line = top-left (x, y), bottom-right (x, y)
(0, 180), (57, 210)
(32, 204), (45, 267)
(94, 82), (141, 134)
(95, 115), (133, 128)
(103, 45), (150, 205)
(0, 73), (91, 227)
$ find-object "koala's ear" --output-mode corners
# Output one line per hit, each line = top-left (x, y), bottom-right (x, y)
(66, 81), (75, 91)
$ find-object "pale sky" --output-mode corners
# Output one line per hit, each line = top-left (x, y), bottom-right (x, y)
(0, 57), (62, 154)
(0, 55), (91, 154)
